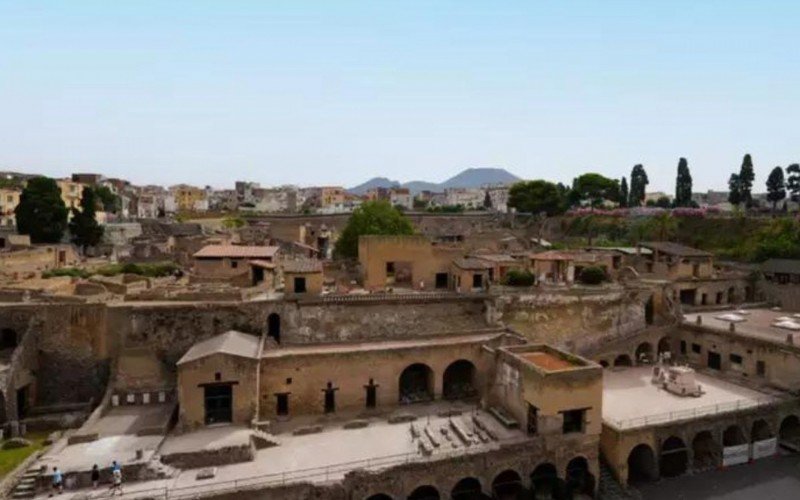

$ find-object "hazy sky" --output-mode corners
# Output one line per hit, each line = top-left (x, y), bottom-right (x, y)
(1, 1), (798, 191)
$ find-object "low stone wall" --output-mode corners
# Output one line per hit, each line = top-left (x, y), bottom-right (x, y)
(160, 442), (255, 469)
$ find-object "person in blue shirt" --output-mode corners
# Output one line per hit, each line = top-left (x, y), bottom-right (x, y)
(49, 467), (63, 496)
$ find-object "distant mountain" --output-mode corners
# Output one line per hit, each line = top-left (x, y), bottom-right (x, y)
(348, 168), (520, 195)
(348, 177), (400, 195)
(439, 168), (520, 189)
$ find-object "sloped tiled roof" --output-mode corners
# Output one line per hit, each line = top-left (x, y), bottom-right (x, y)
(762, 258), (800, 275)
(452, 258), (493, 270)
(640, 242), (712, 257)
(282, 259), (323, 274)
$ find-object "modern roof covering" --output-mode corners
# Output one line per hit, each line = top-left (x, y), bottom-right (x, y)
(761, 258), (800, 275)
(452, 258), (493, 270)
(472, 254), (520, 264)
(177, 330), (261, 365)
(639, 242), (712, 257)
(586, 246), (652, 256)
(530, 250), (599, 262)
(194, 244), (279, 259)
(249, 259), (276, 269)
(282, 259), (323, 274)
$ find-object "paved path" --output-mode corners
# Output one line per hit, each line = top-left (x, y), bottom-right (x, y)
(635, 454), (800, 500)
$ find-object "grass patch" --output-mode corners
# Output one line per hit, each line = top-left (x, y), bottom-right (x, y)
(0, 431), (50, 479)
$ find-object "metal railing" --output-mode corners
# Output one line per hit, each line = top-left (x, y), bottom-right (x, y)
(81, 436), (523, 499)
(607, 396), (778, 430)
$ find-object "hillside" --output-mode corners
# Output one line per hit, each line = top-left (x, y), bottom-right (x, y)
(348, 167), (519, 195)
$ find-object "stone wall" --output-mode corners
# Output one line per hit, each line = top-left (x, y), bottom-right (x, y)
(490, 286), (662, 353)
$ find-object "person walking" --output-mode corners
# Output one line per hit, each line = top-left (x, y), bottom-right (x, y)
(49, 467), (63, 496)
(91, 464), (100, 488)
(109, 467), (123, 496)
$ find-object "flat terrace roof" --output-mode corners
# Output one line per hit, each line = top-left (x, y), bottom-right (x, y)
(262, 330), (507, 358)
(501, 344), (592, 374)
(602, 366), (783, 431)
(686, 308), (800, 343)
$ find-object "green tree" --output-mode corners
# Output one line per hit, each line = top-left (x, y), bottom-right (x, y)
(507, 180), (565, 215)
(483, 190), (492, 209)
(334, 201), (414, 259)
(628, 165), (649, 207)
(786, 164), (800, 203)
(728, 174), (741, 207)
(69, 187), (105, 251)
(570, 173), (619, 208)
(766, 166), (786, 212)
(619, 177), (629, 207)
(15, 177), (68, 243)
(674, 157), (693, 207)
(739, 154), (755, 208)
(654, 196), (672, 208)
(95, 185), (121, 213)
(650, 212), (678, 241)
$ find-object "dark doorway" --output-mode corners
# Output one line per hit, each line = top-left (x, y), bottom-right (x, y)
(0, 390), (6, 424)
(635, 342), (654, 364)
(707, 351), (722, 370)
(660, 436), (688, 478)
(451, 477), (483, 500)
(267, 313), (281, 343)
(723, 425), (747, 447)
(728, 287), (736, 304)
(472, 274), (483, 289)
(627, 444), (658, 484)
(614, 354), (632, 367)
(276, 393), (289, 416)
(779, 415), (800, 451)
(692, 431), (720, 471)
(435, 272), (449, 289)
(645, 295), (654, 325)
(657, 337), (672, 356)
(0, 328), (17, 349)
(751, 420), (773, 442)
(442, 360), (477, 400)
(565, 457), (595, 498)
(365, 379), (378, 409)
(366, 495), (392, 500)
(492, 470), (522, 499)
(16, 386), (29, 420)
(322, 382), (337, 413)
(204, 384), (232, 425)
(294, 276), (307, 293)
(252, 266), (264, 285)
(530, 463), (560, 498)
(399, 363), (434, 404)
(527, 404), (539, 435)
(407, 485), (439, 500)
(679, 289), (696, 305)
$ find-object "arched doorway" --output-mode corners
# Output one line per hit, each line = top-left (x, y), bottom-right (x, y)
(442, 360), (477, 400)
(779, 415), (800, 451)
(450, 477), (483, 499)
(399, 364), (434, 404)
(657, 337), (672, 356)
(692, 431), (720, 471)
(723, 425), (747, 447)
(0, 328), (17, 349)
(598, 360), (609, 368)
(635, 342), (654, 365)
(751, 419), (773, 442)
(613, 354), (632, 367)
(491, 470), (522, 499)
(530, 463), (560, 498)
(660, 436), (688, 477)
(565, 457), (595, 497)
(267, 313), (280, 344)
(627, 444), (657, 484)
(408, 485), (439, 500)
(367, 495), (393, 500)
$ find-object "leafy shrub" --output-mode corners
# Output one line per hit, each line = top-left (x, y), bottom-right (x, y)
(502, 269), (535, 287)
(97, 262), (180, 278)
(577, 266), (606, 285)
(42, 267), (91, 279)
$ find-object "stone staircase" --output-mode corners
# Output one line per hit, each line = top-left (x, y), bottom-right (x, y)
(598, 461), (640, 500)
(11, 466), (40, 499)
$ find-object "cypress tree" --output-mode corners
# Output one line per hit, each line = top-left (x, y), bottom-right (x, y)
(766, 166), (786, 213)
(674, 157), (693, 207)
(628, 165), (649, 207)
(619, 177), (629, 207)
(739, 154), (755, 208)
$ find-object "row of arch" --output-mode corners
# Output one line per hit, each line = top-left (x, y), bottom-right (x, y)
(628, 415), (800, 484)
(399, 360), (477, 403)
(366, 457), (595, 499)
(597, 337), (672, 368)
